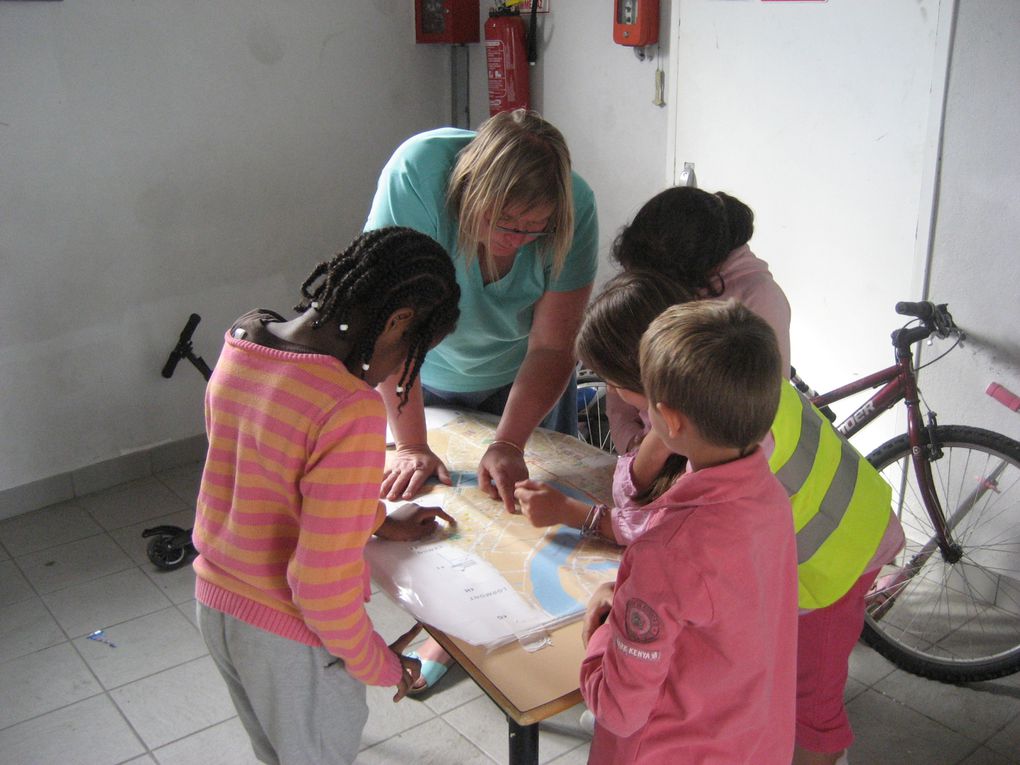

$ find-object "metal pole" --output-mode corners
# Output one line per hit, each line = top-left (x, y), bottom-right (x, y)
(507, 716), (539, 765)
(450, 44), (470, 128)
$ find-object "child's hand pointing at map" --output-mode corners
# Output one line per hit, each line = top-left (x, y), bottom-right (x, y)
(375, 503), (456, 541)
(514, 480), (590, 528)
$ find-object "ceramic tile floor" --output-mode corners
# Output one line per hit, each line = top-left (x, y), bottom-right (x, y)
(1, 462), (1019, 765)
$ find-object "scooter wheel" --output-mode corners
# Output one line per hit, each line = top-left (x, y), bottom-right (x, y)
(146, 535), (190, 571)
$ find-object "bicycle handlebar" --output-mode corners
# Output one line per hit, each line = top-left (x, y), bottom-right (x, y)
(895, 301), (936, 320)
(162, 313), (203, 379)
(892, 301), (958, 351)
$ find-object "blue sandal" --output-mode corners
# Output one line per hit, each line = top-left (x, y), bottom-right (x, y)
(407, 651), (452, 695)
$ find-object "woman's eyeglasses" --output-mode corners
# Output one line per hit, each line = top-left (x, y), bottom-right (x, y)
(492, 222), (554, 240)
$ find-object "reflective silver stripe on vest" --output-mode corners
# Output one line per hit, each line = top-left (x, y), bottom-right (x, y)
(774, 391), (821, 497)
(795, 436), (861, 563)
(773, 391), (862, 564)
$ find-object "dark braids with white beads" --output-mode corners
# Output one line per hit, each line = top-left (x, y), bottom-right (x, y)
(295, 227), (460, 407)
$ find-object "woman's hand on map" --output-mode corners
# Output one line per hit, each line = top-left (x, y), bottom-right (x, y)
(375, 503), (456, 541)
(514, 480), (587, 528)
(382, 444), (451, 501)
(478, 442), (529, 514)
(582, 582), (616, 648)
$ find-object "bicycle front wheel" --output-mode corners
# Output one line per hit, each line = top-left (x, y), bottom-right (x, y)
(863, 425), (1020, 682)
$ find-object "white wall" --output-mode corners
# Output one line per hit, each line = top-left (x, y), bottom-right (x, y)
(664, 0), (945, 457)
(0, 1), (449, 498)
(922, 0), (1020, 442)
(3, 1), (1017, 508)
(503, 0), (1020, 454)
(464, 2), (673, 287)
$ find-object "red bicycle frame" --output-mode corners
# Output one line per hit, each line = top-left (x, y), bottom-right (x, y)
(812, 361), (911, 441)
(809, 343), (963, 561)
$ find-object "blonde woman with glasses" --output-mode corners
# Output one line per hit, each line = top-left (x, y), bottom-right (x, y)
(367, 109), (598, 511)
(364, 108), (598, 693)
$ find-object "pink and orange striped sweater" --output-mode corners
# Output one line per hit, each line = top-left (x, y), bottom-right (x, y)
(193, 329), (401, 687)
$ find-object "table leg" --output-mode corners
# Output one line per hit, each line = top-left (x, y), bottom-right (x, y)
(508, 716), (539, 765)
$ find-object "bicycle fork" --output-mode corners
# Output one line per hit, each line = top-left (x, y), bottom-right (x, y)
(871, 414), (1010, 617)
(912, 412), (964, 564)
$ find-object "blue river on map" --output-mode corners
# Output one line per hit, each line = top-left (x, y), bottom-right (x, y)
(433, 472), (617, 617)
(529, 482), (619, 616)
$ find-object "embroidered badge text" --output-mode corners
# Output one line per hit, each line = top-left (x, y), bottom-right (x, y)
(614, 636), (661, 662)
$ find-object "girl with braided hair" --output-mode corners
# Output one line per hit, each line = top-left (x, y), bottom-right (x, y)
(193, 227), (460, 765)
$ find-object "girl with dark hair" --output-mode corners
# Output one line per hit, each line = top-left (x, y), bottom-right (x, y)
(608, 186), (790, 455)
(602, 190), (901, 765)
(520, 268), (903, 765)
(192, 227), (460, 764)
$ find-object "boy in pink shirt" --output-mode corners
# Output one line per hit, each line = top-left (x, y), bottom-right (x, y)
(576, 300), (798, 763)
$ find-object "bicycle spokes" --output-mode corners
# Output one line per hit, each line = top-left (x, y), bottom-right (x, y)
(864, 427), (1020, 682)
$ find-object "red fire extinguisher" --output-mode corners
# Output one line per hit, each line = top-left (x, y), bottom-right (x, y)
(485, 2), (537, 116)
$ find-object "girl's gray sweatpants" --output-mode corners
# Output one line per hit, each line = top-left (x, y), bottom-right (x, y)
(198, 603), (369, 765)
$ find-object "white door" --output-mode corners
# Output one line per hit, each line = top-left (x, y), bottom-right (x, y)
(668, 0), (947, 451)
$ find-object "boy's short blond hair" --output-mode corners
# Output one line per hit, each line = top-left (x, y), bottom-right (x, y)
(640, 299), (781, 450)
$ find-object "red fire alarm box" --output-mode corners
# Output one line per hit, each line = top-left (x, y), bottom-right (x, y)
(415, 0), (480, 44)
(613, 0), (659, 47)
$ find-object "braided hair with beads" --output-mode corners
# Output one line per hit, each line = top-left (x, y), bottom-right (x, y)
(295, 227), (460, 407)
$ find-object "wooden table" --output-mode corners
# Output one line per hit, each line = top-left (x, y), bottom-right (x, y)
(426, 620), (591, 764)
(381, 410), (619, 765)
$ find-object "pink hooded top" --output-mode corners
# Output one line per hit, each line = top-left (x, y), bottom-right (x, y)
(581, 448), (798, 764)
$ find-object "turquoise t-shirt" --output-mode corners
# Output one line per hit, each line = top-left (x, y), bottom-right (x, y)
(364, 128), (599, 393)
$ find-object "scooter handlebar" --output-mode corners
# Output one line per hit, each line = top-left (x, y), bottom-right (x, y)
(161, 313), (202, 378)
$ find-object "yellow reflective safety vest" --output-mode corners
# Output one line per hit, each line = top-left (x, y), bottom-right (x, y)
(768, 382), (892, 610)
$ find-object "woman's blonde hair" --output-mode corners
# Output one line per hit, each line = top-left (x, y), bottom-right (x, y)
(447, 109), (574, 278)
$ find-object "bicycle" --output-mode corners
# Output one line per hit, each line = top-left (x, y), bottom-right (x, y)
(577, 366), (613, 454)
(798, 301), (1020, 683)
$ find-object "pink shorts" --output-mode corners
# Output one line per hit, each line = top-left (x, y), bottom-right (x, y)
(795, 569), (879, 753)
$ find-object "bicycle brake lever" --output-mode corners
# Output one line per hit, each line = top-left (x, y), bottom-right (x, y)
(932, 303), (956, 338)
